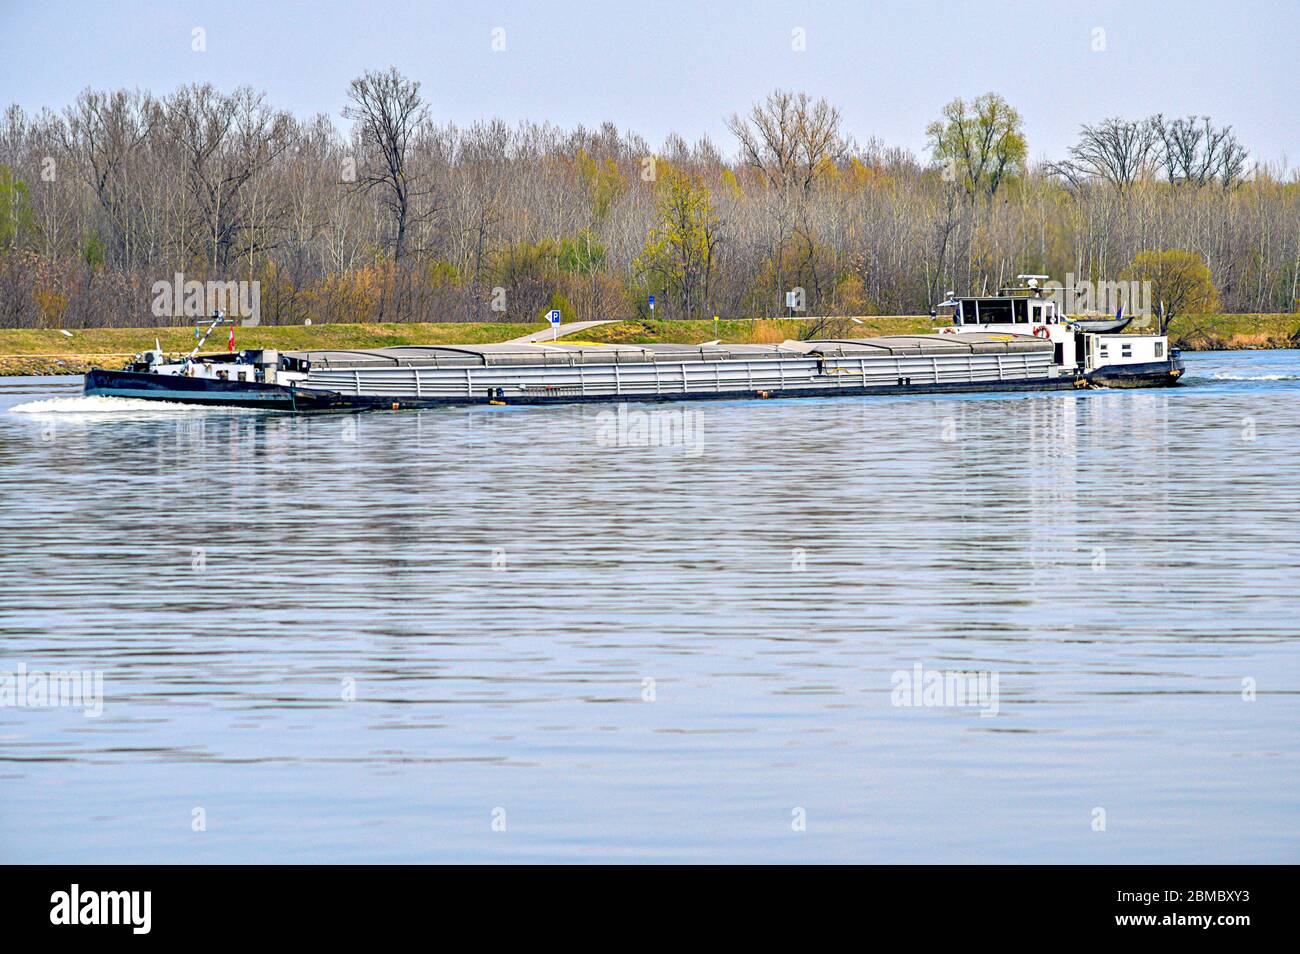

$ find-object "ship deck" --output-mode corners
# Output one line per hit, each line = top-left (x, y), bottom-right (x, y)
(286, 333), (1052, 370)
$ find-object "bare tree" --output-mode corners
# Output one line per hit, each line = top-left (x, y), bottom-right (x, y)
(343, 68), (433, 262)
(58, 88), (158, 265)
(447, 120), (510, 318)
(166, 84), (292, 272)
(1154, 115), (1249, 188)
(727, 90), (849, 193)
(927, 183), (963, 306)
(4, 79), (1299, 329)
(1050, 117), (1158, 196)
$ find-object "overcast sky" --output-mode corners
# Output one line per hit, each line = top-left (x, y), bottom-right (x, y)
(2, 0), (1296, 168)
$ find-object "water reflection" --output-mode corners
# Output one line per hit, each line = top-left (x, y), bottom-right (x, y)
(1, 354), (1298, 862)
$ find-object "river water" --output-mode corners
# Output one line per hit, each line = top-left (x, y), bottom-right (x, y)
(1, 349), (1297, 863)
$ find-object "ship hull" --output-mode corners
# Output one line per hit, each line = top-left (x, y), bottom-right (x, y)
(84, 350), (1184, 411)
(1085, 358), (1185, 388)
(83, 368), (349, 410)
(85, 367), (1084, 409)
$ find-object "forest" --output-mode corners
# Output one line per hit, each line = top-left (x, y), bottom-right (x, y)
(0, 69), (1295, 329)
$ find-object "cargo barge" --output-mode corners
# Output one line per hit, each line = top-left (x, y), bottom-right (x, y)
(84, 282), (1183, 410)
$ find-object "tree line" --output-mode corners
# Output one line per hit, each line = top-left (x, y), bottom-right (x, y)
(0, 70), (1296, 329)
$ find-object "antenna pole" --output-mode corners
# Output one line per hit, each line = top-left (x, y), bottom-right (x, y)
(187, 311), (227, 360)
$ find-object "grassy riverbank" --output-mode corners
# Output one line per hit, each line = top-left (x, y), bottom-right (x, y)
(1168, 313), (1300, 351)
(0, 321), (539, 375)
(0, 317), (920, 375)
(0, 313), (1295, 375)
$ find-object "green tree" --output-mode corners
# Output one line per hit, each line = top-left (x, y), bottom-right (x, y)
(574, 150), (626, 222)
(558, 229), (606, 320)
(1124, 249), (1220, 333)
(927, 93), (1027, 200)
(83, 232), (105, 273)
(634, 167), (723, 319)
(0, 164), (34, 252)
(558, 229), (605, 275)
(543, 290), (576, 324)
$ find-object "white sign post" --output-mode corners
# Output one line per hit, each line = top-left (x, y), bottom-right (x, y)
(548, 309), (561, 341)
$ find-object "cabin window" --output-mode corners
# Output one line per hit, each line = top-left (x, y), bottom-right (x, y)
(1013, 299), (1029, 323)
(960, 299), (979, 324)
(977, 299), (1013, 324)
(1121, 343), (1132, 358)
(1099, 343), (1109, 358)
(1155, 341), (1164, 358)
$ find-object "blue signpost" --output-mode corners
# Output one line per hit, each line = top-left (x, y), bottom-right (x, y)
(649, 294), (655, 316)
(548, 308), (561, 341)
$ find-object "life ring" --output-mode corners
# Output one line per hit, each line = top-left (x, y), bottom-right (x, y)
(1033, 325), (1051, 338)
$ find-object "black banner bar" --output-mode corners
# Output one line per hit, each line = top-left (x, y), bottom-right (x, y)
(2, 865), (1287, 941)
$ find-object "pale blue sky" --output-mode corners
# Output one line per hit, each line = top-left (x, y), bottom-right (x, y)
(2, 0), (1296, 166)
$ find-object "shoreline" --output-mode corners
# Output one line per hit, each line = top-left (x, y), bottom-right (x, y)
(0, 314), (1294, 377)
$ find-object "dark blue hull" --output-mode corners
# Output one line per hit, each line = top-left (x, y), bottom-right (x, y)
(1086, 358), (1185, 388)
(84, 368), (348, 410)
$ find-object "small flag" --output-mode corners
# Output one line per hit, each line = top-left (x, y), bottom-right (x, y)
(228, 323), (235, 353)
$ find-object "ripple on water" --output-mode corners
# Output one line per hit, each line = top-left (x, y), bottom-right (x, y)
(0, 349), (1298, 862)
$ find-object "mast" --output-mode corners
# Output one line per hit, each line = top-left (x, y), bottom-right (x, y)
(187, 311), (230, 360)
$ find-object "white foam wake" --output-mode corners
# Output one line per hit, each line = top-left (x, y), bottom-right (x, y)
(1209, 373), (1300, 381)
(9, 395), (260, 415)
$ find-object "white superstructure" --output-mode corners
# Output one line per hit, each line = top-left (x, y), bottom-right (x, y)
(933, 278), (1172, 378)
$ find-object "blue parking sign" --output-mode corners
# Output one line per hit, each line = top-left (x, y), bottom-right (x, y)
(549, 309), (561, 324)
